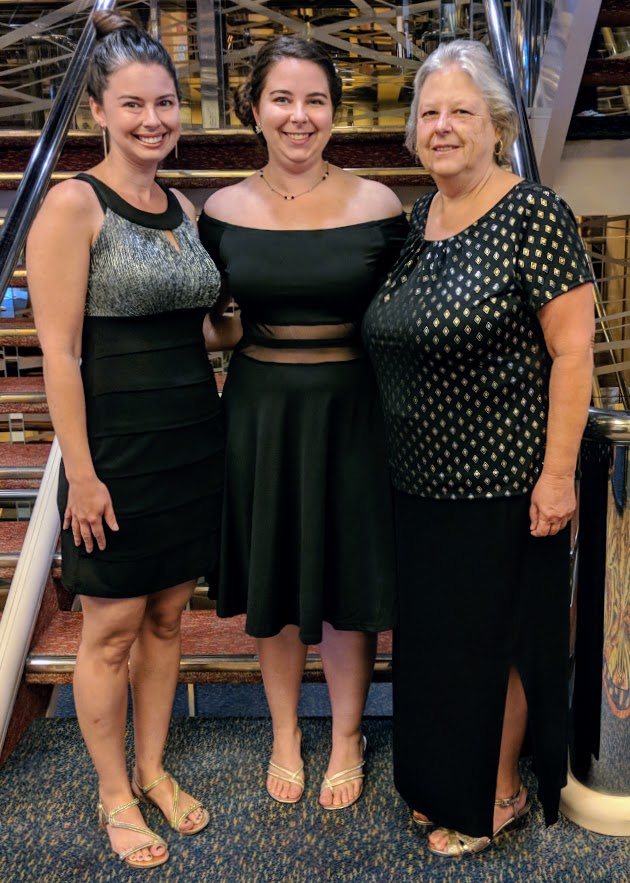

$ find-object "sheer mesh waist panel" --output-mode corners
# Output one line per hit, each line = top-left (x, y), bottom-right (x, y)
(239, 321), (364, 363)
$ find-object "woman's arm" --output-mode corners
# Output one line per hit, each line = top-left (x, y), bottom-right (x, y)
(203, 291), (243, 352)
(26, 181), (118, 552)
(530, 282), (595, 537)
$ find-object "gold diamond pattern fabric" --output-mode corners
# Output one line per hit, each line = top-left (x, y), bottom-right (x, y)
(363, 181), (594, 500)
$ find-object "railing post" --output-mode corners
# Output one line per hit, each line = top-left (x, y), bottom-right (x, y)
(560, 409), (630, 835)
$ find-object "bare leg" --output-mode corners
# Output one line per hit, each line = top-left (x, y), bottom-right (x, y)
(428, 666), (529, 850)
(319, 623), (376, 808)
(130, 580), (205, 832)
(257, 625), (307, 802)
(74, 594), (166, 864)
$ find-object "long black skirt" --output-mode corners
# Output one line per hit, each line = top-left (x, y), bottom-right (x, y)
(393, 490), (571, 837)
(216, 352), (397, 645)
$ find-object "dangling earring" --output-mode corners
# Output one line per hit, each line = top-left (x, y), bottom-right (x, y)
(174, 141), (179, 161)
(494, 137), (504, 159)
(254, 124), (262, 135)
(101, 126), (108, 159)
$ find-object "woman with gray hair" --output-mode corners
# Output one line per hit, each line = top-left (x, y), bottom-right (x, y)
(363, 40), (595, 857)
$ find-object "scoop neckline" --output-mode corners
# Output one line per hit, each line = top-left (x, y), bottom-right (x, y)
(77, 172), (183, 230)
(200, 211), (407, 233)
(421, 181), (525, 243)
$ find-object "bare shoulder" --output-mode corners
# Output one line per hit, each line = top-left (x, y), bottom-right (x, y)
(202, 178), (255, 224)
(334, 170), (403, 221)
(170, 188), (197, 224)
(39, 176), (100, 218)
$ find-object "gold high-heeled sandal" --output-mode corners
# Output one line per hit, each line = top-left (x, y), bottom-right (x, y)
(320, 735), (367, 811)
(427, 782), (531, 858)
(266, 760), (305, 804)
(98, 798), (169, 868)
(132, 772), (209, 835)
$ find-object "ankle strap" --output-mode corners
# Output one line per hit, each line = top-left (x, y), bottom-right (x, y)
(494, 782), (522, 808)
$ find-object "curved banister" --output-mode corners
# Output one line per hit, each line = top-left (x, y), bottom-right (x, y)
(0, 439), (61, 755)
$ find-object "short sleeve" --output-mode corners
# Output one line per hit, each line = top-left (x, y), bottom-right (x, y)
(515, 185), (594, 312)
(198, 212), (227, 275)
(409, 192), (434, 235)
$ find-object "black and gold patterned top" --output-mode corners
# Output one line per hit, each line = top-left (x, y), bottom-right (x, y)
(362, 180), (594, 500)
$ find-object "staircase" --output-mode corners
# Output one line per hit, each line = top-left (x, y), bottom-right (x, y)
(1, 0), (628, 769)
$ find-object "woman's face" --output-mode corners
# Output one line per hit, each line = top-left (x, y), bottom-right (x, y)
(253, 57), (334, 168)
(90, 62), (180, 165)
(415, 66), (499, 187)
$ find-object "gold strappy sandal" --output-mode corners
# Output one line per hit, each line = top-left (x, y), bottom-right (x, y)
(412, 810), (435, 828)
(427, 782), (531, 858)
(320, 735), (367, 811)
(266, 760), (305, 804)
(133, 772), (209, 835)
(98, 798), (169, 869)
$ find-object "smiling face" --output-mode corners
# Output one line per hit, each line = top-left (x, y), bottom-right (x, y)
(253, 57), (334, 168)
(416, 66), (499, 189)
(90, 62), (181, 164)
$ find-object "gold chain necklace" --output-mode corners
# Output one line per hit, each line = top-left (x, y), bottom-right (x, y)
(258, 162), (329, 201)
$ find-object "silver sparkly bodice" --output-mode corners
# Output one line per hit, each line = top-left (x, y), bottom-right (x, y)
(80, 176), (220, 317)
(363, 181), (594, 500)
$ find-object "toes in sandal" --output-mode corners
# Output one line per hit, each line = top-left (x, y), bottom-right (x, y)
(133, 772), (209, 835)
(320, 735), (367, 811)
(98, 798), (169, 868)
(266, 760), (305, 805)
(427, 782), (531, 858)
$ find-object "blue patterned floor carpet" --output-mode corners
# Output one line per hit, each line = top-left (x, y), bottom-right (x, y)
(0, 716), (628, 883)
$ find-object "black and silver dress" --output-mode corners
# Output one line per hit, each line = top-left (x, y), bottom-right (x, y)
(58, 173), (224, 598)
(199, 213), (408, 644)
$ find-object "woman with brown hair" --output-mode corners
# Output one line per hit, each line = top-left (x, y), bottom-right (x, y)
(27, 11), (222, 868)
(200, 36), (406, 811)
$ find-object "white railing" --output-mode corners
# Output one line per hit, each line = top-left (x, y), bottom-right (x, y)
(0, 439), (61, 757)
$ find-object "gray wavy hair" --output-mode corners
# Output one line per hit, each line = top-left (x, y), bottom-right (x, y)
(405, 40), (518, 165)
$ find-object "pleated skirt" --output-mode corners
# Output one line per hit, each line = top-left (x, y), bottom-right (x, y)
(58, 309), (224, 598)
(392, 490), (571, 837)
(216, 351), (397, 645)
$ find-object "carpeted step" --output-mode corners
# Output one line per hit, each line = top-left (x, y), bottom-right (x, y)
(25, 608), (393, 685)
(0, 318), (38, 348)
(0, 521), (61, 579)
(0, 442), (51, 489)
(0, 376), (47, 413)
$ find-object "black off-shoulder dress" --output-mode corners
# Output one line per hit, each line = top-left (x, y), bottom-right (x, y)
(199, 213), (408, 644)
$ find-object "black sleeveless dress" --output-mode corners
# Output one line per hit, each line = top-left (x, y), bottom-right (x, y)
(199, 213), (408, 644)
(58, 174), (224, 598)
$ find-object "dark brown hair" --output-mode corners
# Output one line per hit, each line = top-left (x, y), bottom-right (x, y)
(233, 36), (342, 139)
(87, 10), (181, 104)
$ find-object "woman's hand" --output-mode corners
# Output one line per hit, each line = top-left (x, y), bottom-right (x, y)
(529, 471), (576, 537)
(64, 476), (119, 553)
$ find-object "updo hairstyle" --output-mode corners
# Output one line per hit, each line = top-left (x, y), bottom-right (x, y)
(87, 10), (182, 104)
(405, 39), (518, 165)
(233, 36), (342, 141)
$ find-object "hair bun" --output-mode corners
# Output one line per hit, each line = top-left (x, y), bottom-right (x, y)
(92, 10), (139, 40)
(232, 82), (256, 129)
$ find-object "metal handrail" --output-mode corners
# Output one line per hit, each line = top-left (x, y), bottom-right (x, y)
(482, 0), (540, 181)
(0, 0), (117, 298)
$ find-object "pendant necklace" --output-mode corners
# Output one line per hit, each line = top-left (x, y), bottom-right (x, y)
(258, 162), (329, 201)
